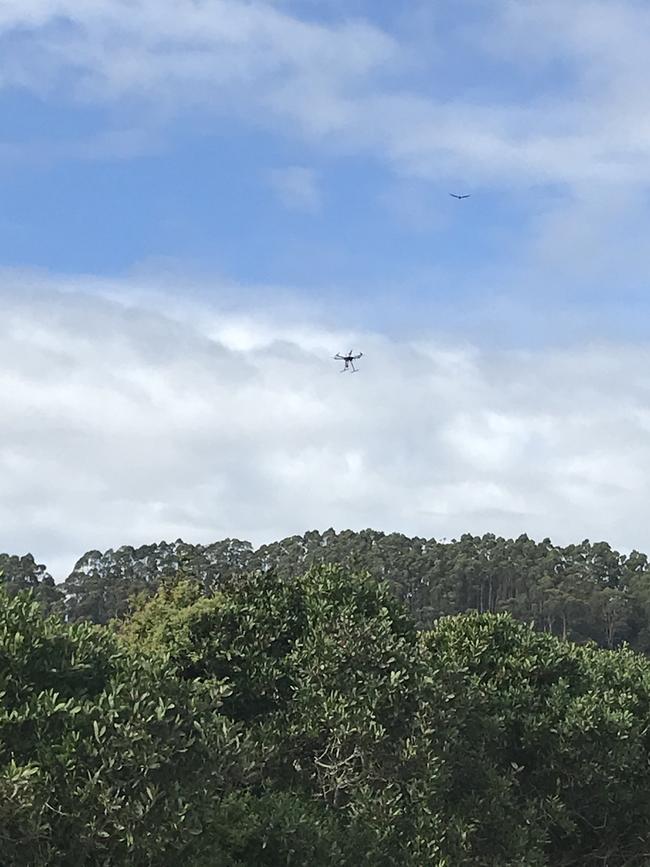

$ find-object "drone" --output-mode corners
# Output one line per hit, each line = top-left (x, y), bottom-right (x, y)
(449, 193), (471, 200)
(334, 350), (363, 372)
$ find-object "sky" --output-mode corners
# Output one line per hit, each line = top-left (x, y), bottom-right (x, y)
(3, 0), (650, 578)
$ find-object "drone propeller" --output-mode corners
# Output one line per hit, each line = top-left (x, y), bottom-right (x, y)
(332, 350), (362, 368)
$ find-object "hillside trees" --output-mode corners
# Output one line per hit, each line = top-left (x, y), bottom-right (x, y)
(0, 553), (63, 614)
(54, 530), (650, 653)
(6, 528), (650, 654)
(64, 539), (253, 623)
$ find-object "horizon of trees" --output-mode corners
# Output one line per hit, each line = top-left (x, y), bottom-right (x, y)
(3, 528), (650, 652)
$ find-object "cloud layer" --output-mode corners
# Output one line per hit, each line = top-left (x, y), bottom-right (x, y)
(2, 273), (650, 578)
(3, 0), (650, 186)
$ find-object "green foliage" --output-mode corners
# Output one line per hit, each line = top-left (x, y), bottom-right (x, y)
(117, 578), (225, 676)
(63, 539), (252, 624)
(120, 567), (650, 865)
(119, 567), (430, 863)
(55, 530), (650, 657)
(0, 553), (63, 615)
(207, 791), (364, 866)
(418, 613), (650, 865)
(122, 564), (417, 722)
(5, 556), (650, 864)
(0, 588), (247, 866)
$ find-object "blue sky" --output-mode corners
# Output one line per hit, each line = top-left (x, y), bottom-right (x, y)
(3, 0), (650, 575)
(0, 66), (518, 295)
(3, 0), (644, 341)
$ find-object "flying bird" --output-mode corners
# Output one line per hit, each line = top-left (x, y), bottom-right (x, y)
(334, 351), (363, 372)
(449, 193), (471, 200)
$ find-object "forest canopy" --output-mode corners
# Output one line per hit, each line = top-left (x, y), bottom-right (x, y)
(4, 529), (650, 652)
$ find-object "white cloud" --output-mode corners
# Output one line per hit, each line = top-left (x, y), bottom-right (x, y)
(0, 0), (396, 100)
(3, 0), (650, 188)
(2, 270), (650, 578)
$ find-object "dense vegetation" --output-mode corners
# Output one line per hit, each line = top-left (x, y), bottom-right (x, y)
(5, 530), (650, 651)
(2, 563), (650, 865)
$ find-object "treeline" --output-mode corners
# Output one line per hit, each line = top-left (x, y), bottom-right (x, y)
(4, 530), (650, 651)
(3, 567), (650, 865)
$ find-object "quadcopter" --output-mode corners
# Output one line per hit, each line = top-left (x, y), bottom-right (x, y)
(334, 350), (363, 372)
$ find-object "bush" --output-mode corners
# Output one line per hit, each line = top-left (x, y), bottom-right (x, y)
(0, 588), (247, 866)
(418, 613), (650, 865)
(6, 568), (650, 865)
